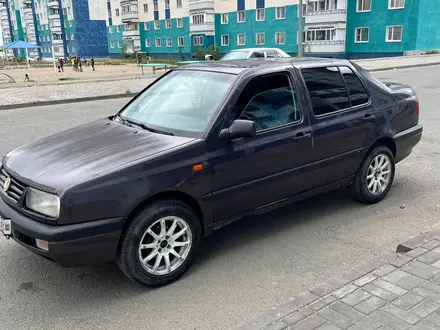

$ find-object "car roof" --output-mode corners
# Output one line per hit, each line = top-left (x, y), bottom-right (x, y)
(176, 58), (353, 75)
(228, 48), (283, 52)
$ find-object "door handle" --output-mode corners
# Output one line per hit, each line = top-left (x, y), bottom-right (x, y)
(293, 132), (312, 141)
(362, 113), (376, 121)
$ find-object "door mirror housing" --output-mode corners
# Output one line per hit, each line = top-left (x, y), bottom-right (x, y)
(219, 119), (257, 140)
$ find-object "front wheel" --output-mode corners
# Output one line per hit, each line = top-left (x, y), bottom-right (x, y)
(116, 200), (202, 286)
(350, 145), (396, 204)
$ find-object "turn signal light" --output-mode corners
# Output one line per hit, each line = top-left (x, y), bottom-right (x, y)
(416, 99), (420, 116)
(35, 239), (49, 251)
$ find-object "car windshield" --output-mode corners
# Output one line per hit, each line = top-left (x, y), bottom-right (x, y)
(119, 70), (236, 138)
(220, 51), (250, 60)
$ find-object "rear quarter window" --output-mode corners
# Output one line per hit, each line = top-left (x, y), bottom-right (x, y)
(339, 66), (369, 107)
(301, 66), (350, 116)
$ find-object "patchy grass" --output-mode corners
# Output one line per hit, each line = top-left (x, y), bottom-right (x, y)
(58, 77), (77, 81)
(424, 50), (440, 55)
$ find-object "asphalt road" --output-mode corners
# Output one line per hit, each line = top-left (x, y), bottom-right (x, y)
(0, 66), (439, 330)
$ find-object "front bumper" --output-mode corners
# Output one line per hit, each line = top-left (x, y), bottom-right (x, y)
(0, 196), (125, 267)
(393, 124), (423, 163)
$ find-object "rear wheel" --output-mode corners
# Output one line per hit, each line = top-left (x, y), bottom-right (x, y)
(350, 145), (395, 204)
(116, 200), (202, 286)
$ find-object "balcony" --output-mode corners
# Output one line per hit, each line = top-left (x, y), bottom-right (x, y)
(121, 11), (139, 22)
(188, 0), (214, 12)
(305, 9), (346, 24)
(49, 13), (60, 20)
(123, 29), (140, 38)
(48, 1), (58, 9)
(52, 38), (63, 45)
(190, 21), (214, 34)
(305, 40), (345, 53)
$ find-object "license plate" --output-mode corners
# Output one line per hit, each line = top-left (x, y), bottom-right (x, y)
(0, 216), (11, 236)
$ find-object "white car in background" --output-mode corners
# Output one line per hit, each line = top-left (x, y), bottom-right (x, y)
(219, 48), (291, 60)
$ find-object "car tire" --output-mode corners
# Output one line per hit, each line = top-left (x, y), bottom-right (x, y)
(116, 199), (202, 287)
(350, 145), (395, 204)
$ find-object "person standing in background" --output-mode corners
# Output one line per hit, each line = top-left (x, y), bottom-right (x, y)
(91, 57), (95, 71)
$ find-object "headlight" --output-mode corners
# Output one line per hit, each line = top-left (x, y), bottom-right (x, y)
(25, 188), (60, 218)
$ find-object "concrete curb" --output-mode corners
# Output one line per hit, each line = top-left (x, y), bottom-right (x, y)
(2, 60), (440, 111)
(232, 228), (440, 330)
(0, 93), (137, 111)
(368, 61), (440, 72)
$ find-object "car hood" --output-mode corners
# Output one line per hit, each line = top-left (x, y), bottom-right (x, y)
(3, 118), (195, 192)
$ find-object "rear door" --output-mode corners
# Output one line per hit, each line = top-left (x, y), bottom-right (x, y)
(299, 65), (376, 185)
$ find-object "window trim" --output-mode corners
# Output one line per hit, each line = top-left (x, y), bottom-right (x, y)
(385, 25), (403, 43)
(221, 13), (228, 24)
(256, 8), (265, 21)
(165, 19), (171, 29)
(221, 34), (229, 46)
(166, 37), (172, 47)
(355, 27), (370, 43)
(275, 6), (286, 20)
(237, 33), (246, 46)
(177, 36), (184, 47)
(236, 71), (304, 135)
(356, 0), (372, 13)
(388, 0), (405, 10)
(177, 18), (183, 28)
(299, 65), (372, 119)
(275, 32), (286, 45)
(256, 32), (265, 45)
(155, 38), (161, 47)
(237, 10), (245, 23)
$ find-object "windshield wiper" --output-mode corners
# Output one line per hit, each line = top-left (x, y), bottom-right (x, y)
(114, 113), (133, 127)
(129, 121), (174, 136)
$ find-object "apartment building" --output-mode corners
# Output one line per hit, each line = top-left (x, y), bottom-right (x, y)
(1, 0), (440, 59)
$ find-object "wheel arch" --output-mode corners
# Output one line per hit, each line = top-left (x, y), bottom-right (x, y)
(123, 190), (205, 236)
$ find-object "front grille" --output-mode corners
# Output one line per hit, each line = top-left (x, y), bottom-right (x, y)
(0, 167), (26, 203)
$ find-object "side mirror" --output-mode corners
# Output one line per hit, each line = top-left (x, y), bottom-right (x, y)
(219, 119), (256, 140)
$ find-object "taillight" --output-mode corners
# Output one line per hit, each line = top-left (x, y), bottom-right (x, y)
(416, 99), (420, 116)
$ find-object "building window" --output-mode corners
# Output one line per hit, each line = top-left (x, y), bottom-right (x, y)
(66, 34), (70, 40)
(237, 11), (245, 23)
(71, 33), (75, 40)
(256, 8), (265, 21)
(357, 0), (371, 12)
(306, 28), (336, 42)
(155, 38), (161, 47)
(177, 0), (182, 7)
(193, 36), (204, 46)
(109, 26), (113, 33)
(221, 34), (229, 46)
(178, 36), (184, 47)
(117, 25), (121, 32)
(221, 13), (228, 24)
(165, 0), (170, 9)
(143, 4), (148, 12)
(386, 25), (403, 42)
(116, 9), (120, 16)
(276, 7), (286, 19)
(110, 40), (115, 48)
(237, 33), (246, 46)
(146, 38), (151, 47)
(166, 19), (171, 28)
(154, 21), (160, 29)
(154, 2), (158, 11)
(166, 37), (172, 47)
(256, 32), (265, 45)
(72, 46), (76, 53)
(177, 18), (183, 27)
(64, 21), (68, 28)
(118, 41), (122, 48)
(355, 27), (369, 43)
(389, 0), (405, 9)
(275, 32), (285, 45)
(67, 46), (71, 52)
(145, 22), (149, 30)
(192, 14), (204, 24)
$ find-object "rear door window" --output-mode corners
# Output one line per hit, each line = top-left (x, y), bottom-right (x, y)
(339, 66), (369, 107)
(301, 67), (350, 116)
(250, 51), (265, 58)
(265, 50), (279, 58)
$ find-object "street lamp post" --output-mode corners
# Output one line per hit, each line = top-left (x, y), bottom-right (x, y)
(298, 0), (304, 58)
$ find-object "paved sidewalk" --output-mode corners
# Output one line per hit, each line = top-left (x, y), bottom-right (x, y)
(1, 54), (440, 109)
(234, 230), (440, 330)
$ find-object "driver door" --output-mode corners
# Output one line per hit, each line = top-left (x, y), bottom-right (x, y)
(206, 71), (314, 221)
